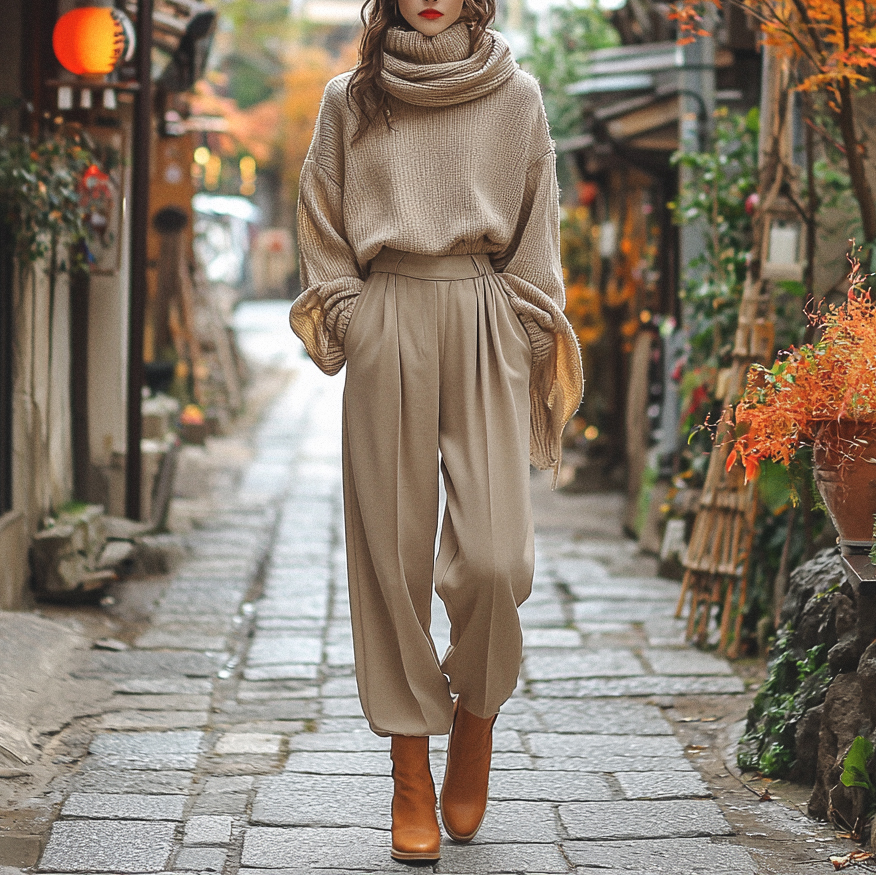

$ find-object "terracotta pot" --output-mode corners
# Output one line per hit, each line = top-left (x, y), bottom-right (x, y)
(812, 420), (876, 548)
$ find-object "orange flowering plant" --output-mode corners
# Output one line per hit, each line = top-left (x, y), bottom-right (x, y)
(727, 265), (876, 483)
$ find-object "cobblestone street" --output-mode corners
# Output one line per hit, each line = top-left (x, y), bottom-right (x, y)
(0, 316), (859, 874)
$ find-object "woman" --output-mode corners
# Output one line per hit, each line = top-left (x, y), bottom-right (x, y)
(290, 0), (583, 861)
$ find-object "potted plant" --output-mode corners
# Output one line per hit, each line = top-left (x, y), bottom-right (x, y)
(726, 263), (876, 553)
(0, 125), (97, 269)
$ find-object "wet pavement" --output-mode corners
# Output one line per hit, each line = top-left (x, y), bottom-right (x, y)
(0, 303), (859, 874)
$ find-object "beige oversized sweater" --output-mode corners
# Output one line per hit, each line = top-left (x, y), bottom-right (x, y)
(290, 21), (583, 474)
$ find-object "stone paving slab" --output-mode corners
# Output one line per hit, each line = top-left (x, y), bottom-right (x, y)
(617, 769), (712, 799)
(473, 801), (559, 843)
(489, 770), (616, 801)
(642, 648), (735, 676)
(572, 600), (676, 622)
(644, 616), (690, 646)
(183, 815), (233, 845)
(286, 731), (389, 752)
(525, 699), (673, 735)
(236, 680), (319, 704)
(524, 628), (582, 647)
(76, 651), (225, 678)
(283, 751), (393, 775)
(548, 556), (611, 583)
(238, 871), (401, 875)
(60, 792), (187, 820)
(247, 636), (323, 666)
(214, 732), (283, 755)
(251, 774), (392, 828)
(532, 755), (695, 772)
(435, 842), (570, 873)
(529, 675), (745, 697)
(69, 769), (194, 795)
(562, 837), (755, 873)
(100, 710), (210, 730)
(568, 579), (683, 600)
(215, 700), (317, 721)
(241, 827), (410, 871)
(322, 696), (367, 717)
(517, 602), (567, 626)
(39, 821), (176, 872)
(524, 649), (645, 680)
(255, 596), (329, 619)
(134, 631), (230, 651)
(558, 799), (731, 840)
(103, 694), (213, 712)
(527, 733), (684, 759)
(242, 664), (320, 681)
(191, 793), (250, 816)
(88, 731), (203, 770)
(174, 846), (228, 872)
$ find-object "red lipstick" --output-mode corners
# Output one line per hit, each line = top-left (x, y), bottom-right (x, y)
(419, 9), (443, 18)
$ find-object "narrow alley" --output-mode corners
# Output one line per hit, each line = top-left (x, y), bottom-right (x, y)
(0, 306), (856, 874)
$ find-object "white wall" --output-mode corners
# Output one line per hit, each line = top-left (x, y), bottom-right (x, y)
(8, 258), (75, 604)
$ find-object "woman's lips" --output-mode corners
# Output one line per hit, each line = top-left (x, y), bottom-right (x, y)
(419, 9), (443, 18)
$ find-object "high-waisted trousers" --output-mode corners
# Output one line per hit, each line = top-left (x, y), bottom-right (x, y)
(342, 247), (535, 737)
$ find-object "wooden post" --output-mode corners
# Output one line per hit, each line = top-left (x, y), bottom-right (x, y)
(125, 0), (153, 521)
(69, 264), (90, 500)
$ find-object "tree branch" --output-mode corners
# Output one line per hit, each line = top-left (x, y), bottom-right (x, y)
(788, 0), (827, 59)
(838, 0), (851, 51)
(730, 0), (823, 70)
(805, 114), (847, 155)
(834, 77), (876, 248)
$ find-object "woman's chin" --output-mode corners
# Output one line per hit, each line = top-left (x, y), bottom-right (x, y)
(405, 16), (458, 36)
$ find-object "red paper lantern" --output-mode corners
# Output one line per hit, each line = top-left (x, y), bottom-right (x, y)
(53, 7), (135, 77)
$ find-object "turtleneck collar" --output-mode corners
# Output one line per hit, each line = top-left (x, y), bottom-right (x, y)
(385, 21), (472, 64)
(381, 22), (517, 107)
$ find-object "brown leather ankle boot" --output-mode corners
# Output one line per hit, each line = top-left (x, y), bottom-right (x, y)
(440, 700), (497, 842)
(390, 735), (441, 862)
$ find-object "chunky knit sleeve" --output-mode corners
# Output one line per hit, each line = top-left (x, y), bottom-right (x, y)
(496, 147), (584, 476)
(289, 83), (363, 376)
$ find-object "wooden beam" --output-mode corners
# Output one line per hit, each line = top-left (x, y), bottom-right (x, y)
(125, 0), (154, 521)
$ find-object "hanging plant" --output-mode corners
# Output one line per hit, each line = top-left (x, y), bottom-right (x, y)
(0, 125), (98, 269)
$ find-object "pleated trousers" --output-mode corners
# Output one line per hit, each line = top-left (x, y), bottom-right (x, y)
(342, 247), (534, 737)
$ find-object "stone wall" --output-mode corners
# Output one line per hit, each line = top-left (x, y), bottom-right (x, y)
(763, 547), (876, 840)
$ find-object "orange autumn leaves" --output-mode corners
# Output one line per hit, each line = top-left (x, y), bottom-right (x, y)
(726, 276), (876, 481)
(669, 0), (876, 94)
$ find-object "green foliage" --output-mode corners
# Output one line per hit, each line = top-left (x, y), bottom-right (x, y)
(840, 736), (875, 793)
(213, 0), (292, 109)
(737, 629), (831, 776)
(671, 107), (759, 374)
(670, 108), (760, 482)
(225, 56), (277, 110)
(520, 2), (619, 142)
(0, 127), (96, 268)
